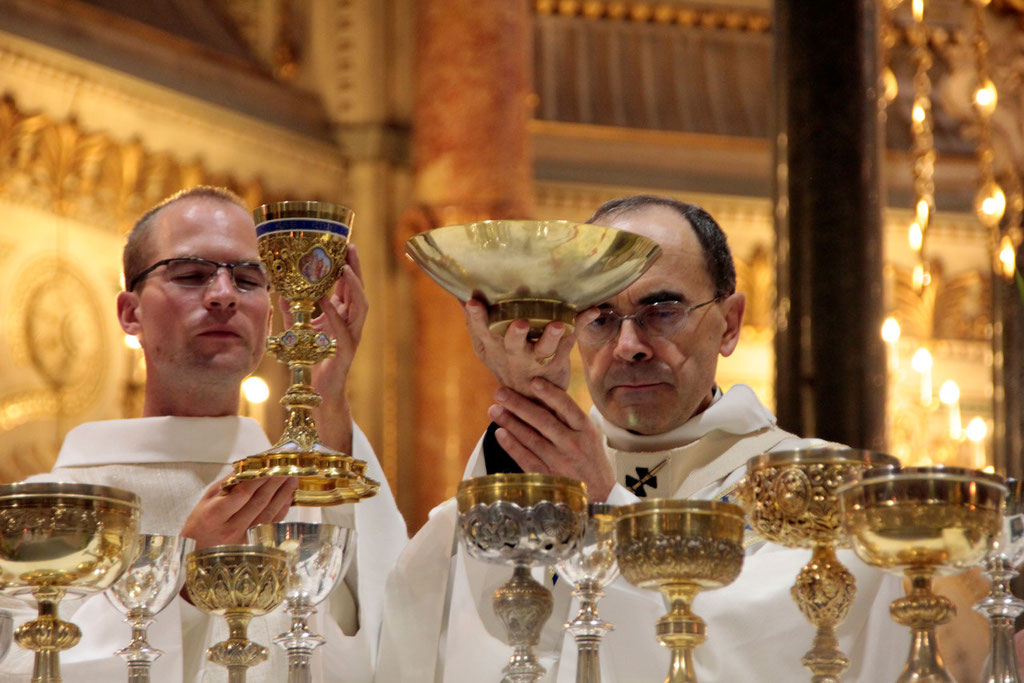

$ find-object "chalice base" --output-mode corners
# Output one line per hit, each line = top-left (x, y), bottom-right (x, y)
(488, 299), (577, 340)
(224, 441), (380, 506)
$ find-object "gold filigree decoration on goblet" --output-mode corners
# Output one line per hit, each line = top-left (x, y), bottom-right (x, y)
(743, 448), (899, 683)
(223, 201), (379, 506)
(838, 467), (1005, 683)
(185, 544), (288, 683)
(405, 220), (661, 339)
(0, 482), (141, 683)
(456, 474), (588, 683)
(615, 499), (745, 683)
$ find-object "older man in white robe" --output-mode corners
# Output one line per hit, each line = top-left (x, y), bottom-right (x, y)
(0, 187), (407, 682)
(377, 195), (906, 681)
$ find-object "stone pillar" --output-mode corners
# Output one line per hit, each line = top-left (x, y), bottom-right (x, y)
(773, 0), (886, 449)
(399, 0), (533, 529)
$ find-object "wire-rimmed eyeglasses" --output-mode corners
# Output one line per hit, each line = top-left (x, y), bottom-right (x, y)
(128, 257), (269, 293)
(577, 297), (721, 345)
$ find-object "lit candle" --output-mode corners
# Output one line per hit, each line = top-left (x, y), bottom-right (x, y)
(938, 380), (961, 439)
(966, 417), (987, 469)
(911, 348), (933, 405)
(881, 318), (901, 370)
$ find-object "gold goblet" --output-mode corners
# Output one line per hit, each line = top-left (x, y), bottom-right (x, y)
(224, 201), (379, 505)
(405, 220), (661, 339)
(743, 448), (899, 682)
(185, 544), (289, 683)
(456, 474), (588, 683)
(0, 482), (141, 683)
(615, 500), (745, 683)
(837, 467), (1005, 683)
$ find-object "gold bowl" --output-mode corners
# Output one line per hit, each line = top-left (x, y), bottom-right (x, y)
(743, 448), (898, 682)
(224, 200), (379, 506)
(838, 467), (1005, 683)
(615, 500), (745, 683)
(185, 544), (288, 681)
(455, 474), (588, 683)
(0, 482), (141, 683)
(405, 220), (661, 337)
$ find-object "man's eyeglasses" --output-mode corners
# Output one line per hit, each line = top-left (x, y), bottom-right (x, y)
(577, 298), (721, 345)
(128, 257), (269, 293)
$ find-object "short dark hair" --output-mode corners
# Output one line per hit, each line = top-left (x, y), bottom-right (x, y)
(122, 186), (248, 291)
(587, 195), (736, 298)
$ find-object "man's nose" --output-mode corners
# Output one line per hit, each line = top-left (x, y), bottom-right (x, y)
(612, 318), (653, 362)
(203, 268), (238, 308)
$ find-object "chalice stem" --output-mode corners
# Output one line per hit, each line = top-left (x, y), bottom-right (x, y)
(573, 635), (600, 683)
(977, 557), (1024, 683)
(21, 589), (78, 683)
(227, 665), (248, 683)
(128, 662), (151, 683)
(891, 573), (955, 683)
(287, 652), (313, 683)
(793, 545), (853, 683)
(666, 647), (698, 683)
(494, 565), (552, 683)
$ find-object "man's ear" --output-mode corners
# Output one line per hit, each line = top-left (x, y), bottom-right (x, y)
(718, 292), (745, 357)
(117, 290), (142, 336)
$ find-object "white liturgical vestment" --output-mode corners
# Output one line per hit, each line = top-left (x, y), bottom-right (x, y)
(0, 416), (407, 683)
(377, 384), (908, 682)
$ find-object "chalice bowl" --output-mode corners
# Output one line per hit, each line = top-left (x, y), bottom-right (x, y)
(838, 467), (1005, 683)
(974, 477), (1024, 683)
(743, 448), (899, 682)
(456, 474), (588, 683)
(405, 220), (661, 339)
(554, 503), (619, 683)
(247, 522), (355, 683)
(0, 609), (12, 664)
(184, 544), (289, 683)
(614, 500), (745, 683)
(0, 482), (141, 683)
(105, 534), (195, 683)
(224, 201), (379, 505)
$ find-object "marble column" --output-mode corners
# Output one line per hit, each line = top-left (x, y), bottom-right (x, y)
(773, 0), (886, 449)
(399, 0), (533, 529)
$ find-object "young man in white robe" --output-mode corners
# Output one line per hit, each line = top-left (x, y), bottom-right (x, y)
(377, 195), (907, 681)
(0, 187), (407, 682)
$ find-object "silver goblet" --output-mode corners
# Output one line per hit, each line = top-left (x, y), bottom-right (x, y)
(0, 609), (12, 664)
(105, 534), (195, 683)
(555, 503), (618, 683)
(974, 477), (1024, 683)
(247, 522), (355, 683)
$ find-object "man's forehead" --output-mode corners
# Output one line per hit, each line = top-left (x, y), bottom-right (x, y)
(151, 198), (256, 249)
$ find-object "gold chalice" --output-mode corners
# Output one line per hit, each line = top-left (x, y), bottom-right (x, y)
(456, 474), (588, 683)
(742, 448), (899, 682)
(837, 467), (1005, 683)
(615, 500), (745, 683)
(405, 220), (661, 338)
(185, 544), (288, 683)
(0, 482), (141, 683)
(224, 201), (379, 506)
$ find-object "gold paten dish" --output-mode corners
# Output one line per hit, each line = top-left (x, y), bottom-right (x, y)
(405, 220), (661, 337)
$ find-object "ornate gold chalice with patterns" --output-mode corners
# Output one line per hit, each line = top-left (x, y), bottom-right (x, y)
(837, 467), (1005, 683)
(742, 448), (899, 682)
(405, 220), (661, 339)
(184, 544), (289, 683)
(224, 201), (379, 505)
(615, 500), (745, 683)
(0, 482), (141, 683)
(456, 474), (588, 683)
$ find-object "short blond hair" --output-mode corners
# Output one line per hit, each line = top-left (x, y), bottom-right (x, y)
(123, 186), (248, 291)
